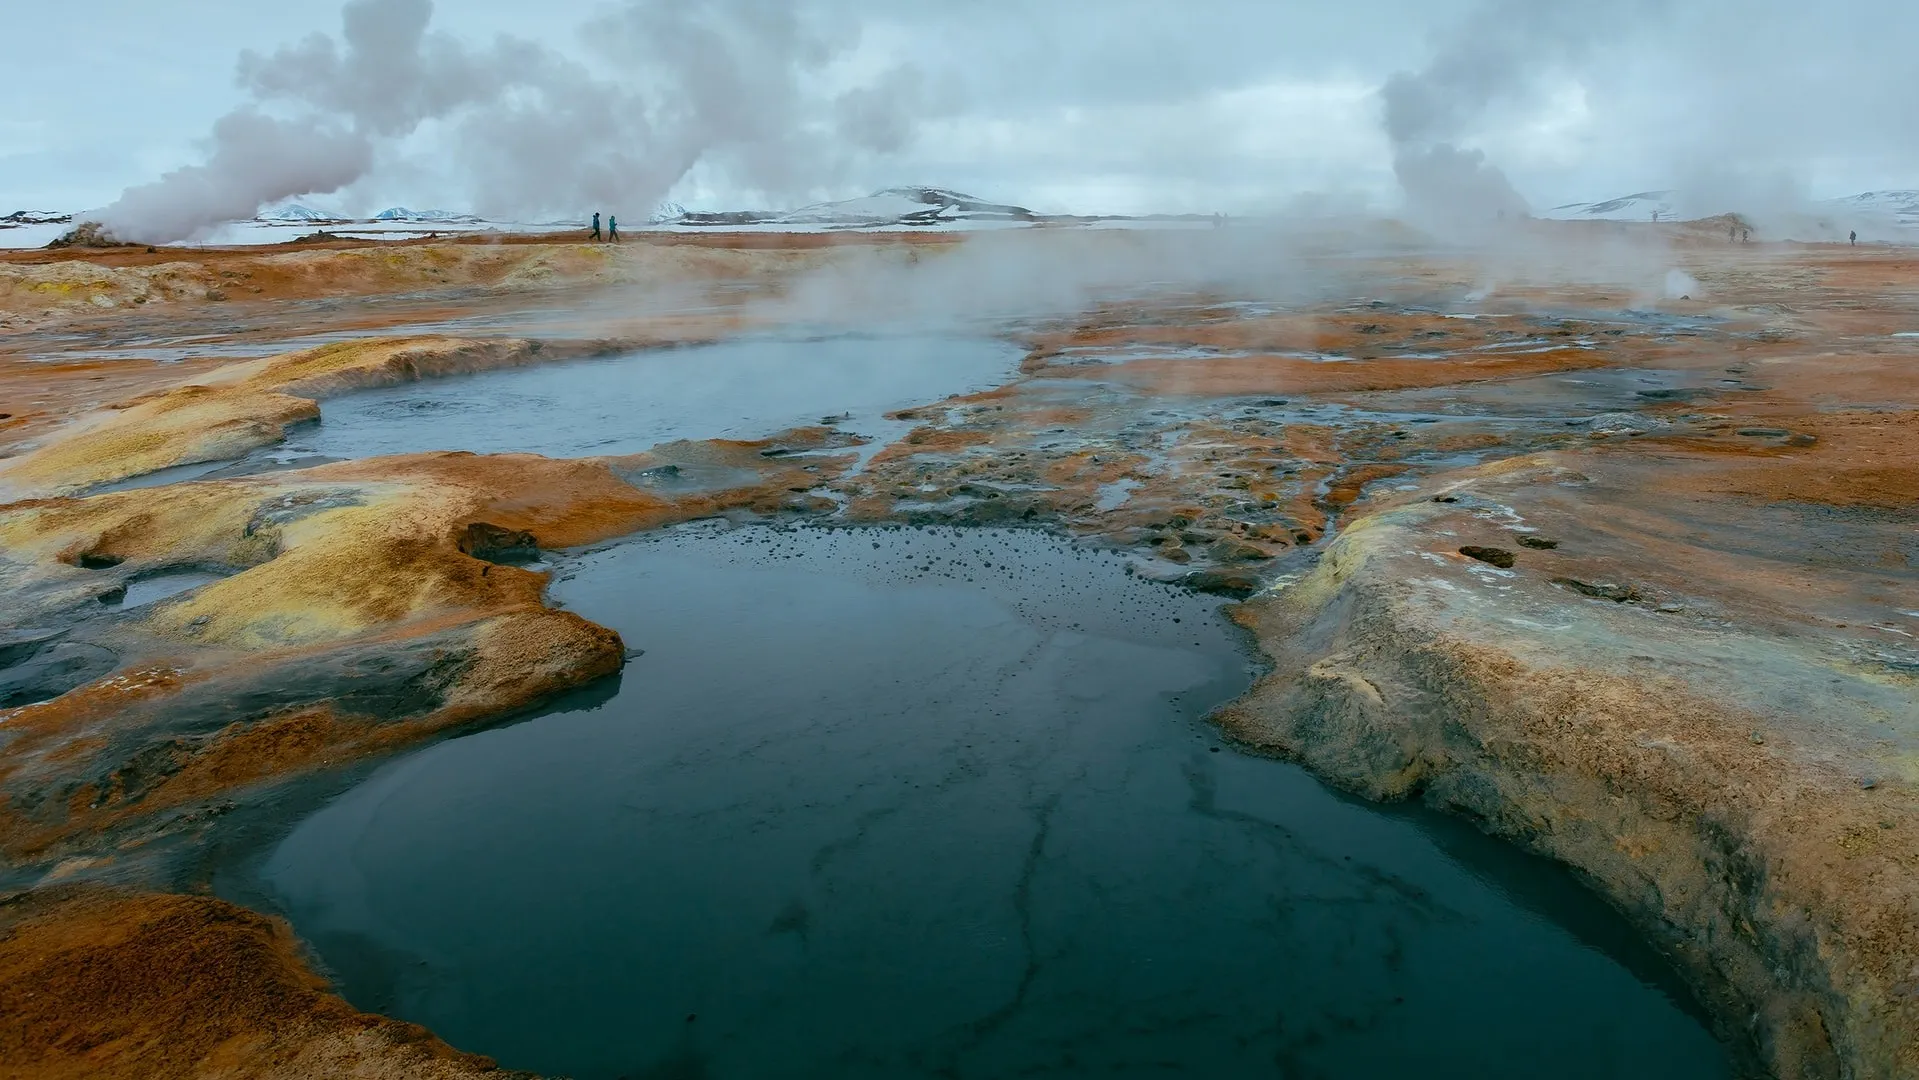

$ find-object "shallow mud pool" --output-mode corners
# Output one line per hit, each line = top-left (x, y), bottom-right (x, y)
(237, 525), (1727, 1080)
(257, 334), (1023, 463)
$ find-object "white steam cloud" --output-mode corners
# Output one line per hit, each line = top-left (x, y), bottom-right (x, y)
(1380, 0), (1659, 229)
(91, 0), (933, 244)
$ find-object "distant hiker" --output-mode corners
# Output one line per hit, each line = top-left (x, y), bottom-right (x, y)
(1650, 209), (1659, 222)
(1741, 227), (1750, 244)
(1850, 230), (1858, 246)
(1729, 223), (1737, 243)
(608, 216), (620, 242)
(589, 212), (602, 242)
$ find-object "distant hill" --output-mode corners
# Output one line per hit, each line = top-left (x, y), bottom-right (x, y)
(1545, 189), (1919, 237)
(1, 210), (72, 227)
(257, 203), (343, 223)
(1544, 191), (1677, 222)
(671, 187), (1037, 229)
(1833, 190), (1919, 227)
(372, 207), (483, 224)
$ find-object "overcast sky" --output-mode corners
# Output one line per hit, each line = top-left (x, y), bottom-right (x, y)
(5, 0), (1916, 217)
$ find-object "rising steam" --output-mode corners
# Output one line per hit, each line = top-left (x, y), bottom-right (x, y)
(90, 0), (930, 244)
(1380, 0), (1660, 230)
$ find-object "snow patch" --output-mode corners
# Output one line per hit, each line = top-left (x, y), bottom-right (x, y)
(1, 210), (72, 227)
(372, 207), (483, 224)
(1545, 191), (1677, 223)
(663, 186), (1037, 230)
(257, 202), (343, 223)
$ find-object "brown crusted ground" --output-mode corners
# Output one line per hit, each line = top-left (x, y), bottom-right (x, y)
(1218, 450), (1919, 1078)
(812, 236), (1919, 1077)
(0, 226), (961, 269)
(2, 225), (1918, 1079)
(0, 335), (747, 498)
(1047, 346), (1613, 396)
(0, 433), (852, 858)
(0, 888), (526, 1079)
(0, 230), (961, 331)
(0, 356), (233, 457)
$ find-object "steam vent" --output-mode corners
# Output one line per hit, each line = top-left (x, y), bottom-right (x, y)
(5, 3), (1919, 1078)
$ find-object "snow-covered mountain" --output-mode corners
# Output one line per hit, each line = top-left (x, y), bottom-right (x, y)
(672, 187), (1037, 229)
(1545, 189), (1919, 235)
(257, 202), (343, 223)
(1544, 191), (1677, 222)
(373, 207), (482, 223)
(1, 210), (72, 227)
(1832, 190), (1919, 227)
(780, 187), (1035, 226)
(0, 211), (77, 248)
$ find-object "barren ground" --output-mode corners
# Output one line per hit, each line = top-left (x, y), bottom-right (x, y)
(1, 225), (1915, 1078)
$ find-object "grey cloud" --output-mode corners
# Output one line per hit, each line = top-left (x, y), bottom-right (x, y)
(1377, 0), (1666, 228)
(33, 0), (1919, 234)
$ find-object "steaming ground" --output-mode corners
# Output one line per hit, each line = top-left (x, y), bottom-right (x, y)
(1, 221), (1917, 1080)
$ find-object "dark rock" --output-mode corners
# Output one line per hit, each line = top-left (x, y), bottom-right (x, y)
(1459, 546), (1516, 569)
(1553, 577), (1641, 603)
(624, 464), (683, 487)
(77, 552), (125, 569)
(46, 222), (121, 248)
(459, 522), (540, 564)
(1183, 568), (1262, 598)
(1210, 537), (1274, 563)
(1517, 536), (1560, 550)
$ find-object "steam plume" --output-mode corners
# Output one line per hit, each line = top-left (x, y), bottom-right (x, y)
(90, 0), (930, 244)
(1380, 0), (1657, 230)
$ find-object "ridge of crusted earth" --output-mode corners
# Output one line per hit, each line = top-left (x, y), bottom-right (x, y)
(1, 230), (1916, 1079)
(0, 330), (757, 499)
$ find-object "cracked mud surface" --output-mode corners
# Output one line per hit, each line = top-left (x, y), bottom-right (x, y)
(2, 228), (1917, 1078)
(231, 523), (1725, 1079)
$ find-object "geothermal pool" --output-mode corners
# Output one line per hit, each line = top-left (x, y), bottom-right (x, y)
(90, 334), (1025, 492)
(244, 525), (1726, 1079)
(261, 333), (1024, 461)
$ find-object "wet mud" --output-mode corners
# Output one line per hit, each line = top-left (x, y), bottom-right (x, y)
(3, 229), (1918, 1078)
(231, 334), (1023, 465)
(240, 525), (1724, 1080)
